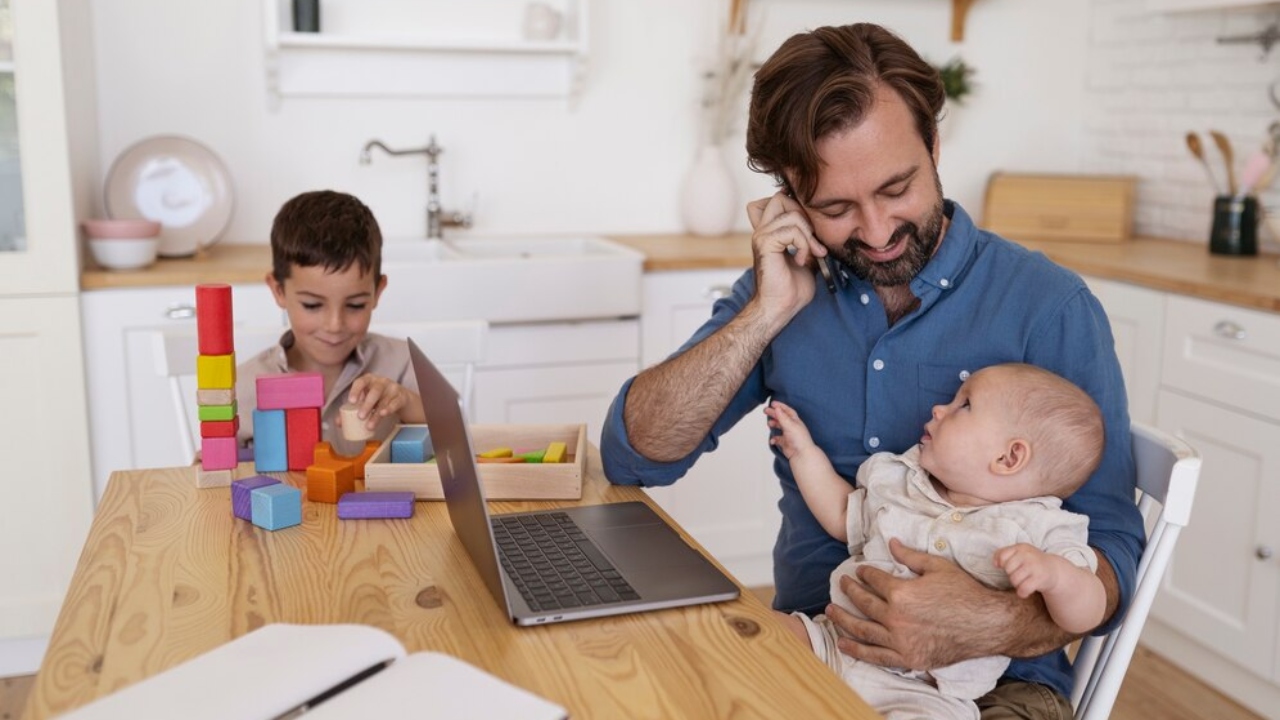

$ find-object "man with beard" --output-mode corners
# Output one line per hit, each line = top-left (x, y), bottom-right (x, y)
(599, 22), (1143, 719)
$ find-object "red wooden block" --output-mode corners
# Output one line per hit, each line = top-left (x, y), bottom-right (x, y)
(285, 407), (321, 471)
(257, 372), (325, 410)
(196, 284), (234, 356)
(314, 440), (381, 480)
(200, 416), (240, 438)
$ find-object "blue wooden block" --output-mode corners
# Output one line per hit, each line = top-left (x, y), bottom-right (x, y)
(338, 491), (416, 519)
(251, 484), (302, 531)
(254, 409), (288, 472)
(232, 475), (280, 521)
(390, 426), (432, 464)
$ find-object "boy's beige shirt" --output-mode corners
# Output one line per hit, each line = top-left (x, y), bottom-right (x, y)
(235, 331), (419, 457)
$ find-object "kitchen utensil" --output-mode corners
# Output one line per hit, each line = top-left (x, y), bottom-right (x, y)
(1239, 150), (1272, 194)
(1208, 129), (1237, 195)
(104, 135), (235, 258)
(1185, 132), (1224, 193)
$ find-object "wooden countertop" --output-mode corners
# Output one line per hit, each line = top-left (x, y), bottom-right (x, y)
(81, 234), (1280, 314)
(25, 448), (875, 720)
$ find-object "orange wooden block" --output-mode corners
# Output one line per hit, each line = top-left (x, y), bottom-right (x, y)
(314, 440), (381, 480)
(305, 459), (355, 503)
(476, 456), (527, 464)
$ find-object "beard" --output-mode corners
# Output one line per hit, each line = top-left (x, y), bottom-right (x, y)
(837, 177), (946, 287)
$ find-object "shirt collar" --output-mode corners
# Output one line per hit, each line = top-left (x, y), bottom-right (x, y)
(910, 199), (976, 294)
(267, 329), (376, 378)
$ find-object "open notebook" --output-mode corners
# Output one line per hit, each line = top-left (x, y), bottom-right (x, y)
(60, 624), (567, 720)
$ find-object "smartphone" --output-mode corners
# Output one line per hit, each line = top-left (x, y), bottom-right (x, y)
(782, 182), (838, 294)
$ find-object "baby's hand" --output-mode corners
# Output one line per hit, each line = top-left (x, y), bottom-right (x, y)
(763, 400), (816, 460)
(995, 543), (1058, 599)
(344, 374), (411, 431)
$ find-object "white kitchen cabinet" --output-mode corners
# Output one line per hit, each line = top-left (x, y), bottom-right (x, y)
(639, 269), (781, 588)
(1082, 275), (1165, 426)
(1142, 294), (1280, 719)
(79, 285), (285, 501)
(473, 319), (639, 445)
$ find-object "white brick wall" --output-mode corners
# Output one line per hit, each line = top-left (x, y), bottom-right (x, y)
(1083, 0), (1280, 249)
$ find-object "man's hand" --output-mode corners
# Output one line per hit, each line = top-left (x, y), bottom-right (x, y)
(745, 192), (827, 325)
(826, 538), (1060, 670)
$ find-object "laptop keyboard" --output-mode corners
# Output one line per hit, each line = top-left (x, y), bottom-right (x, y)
(493, 512), (641, 612)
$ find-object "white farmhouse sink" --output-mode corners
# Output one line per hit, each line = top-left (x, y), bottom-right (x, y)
(378, 235), (644, 324)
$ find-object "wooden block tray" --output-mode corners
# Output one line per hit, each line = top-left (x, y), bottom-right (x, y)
(363, 423), (586, 500)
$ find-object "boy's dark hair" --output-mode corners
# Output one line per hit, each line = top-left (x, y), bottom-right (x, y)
(746, 23), (945, 204)
(270, 190), (382, 283)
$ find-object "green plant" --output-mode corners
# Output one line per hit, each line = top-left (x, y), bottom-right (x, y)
(934, 57), (976, 105)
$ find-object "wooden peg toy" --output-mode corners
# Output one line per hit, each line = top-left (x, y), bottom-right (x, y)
(339, 403), (376, 441)
(195, 283), (234, 356)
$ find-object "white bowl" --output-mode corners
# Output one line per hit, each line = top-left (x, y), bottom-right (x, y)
(88, 236), (159, 270)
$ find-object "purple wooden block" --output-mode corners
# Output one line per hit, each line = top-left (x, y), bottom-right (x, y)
(337, 491), (415, 520)
(237, 445), (255, 462)
(232, 475), (281, 521)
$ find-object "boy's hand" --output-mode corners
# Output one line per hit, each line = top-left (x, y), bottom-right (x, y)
(764, 400), (816, 460)
(995, 543), (1059, 598)
(344, 374), (421, 430)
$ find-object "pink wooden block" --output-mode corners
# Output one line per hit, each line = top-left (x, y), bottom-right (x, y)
(256, 372), (325, 410)
(201, 435), (239, 470)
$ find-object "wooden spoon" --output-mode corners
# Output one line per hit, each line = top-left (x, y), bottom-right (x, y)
(1208, 129), (1237, 195)
(1185, 132), (1223, 194)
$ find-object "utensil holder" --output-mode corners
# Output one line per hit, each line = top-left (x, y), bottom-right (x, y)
(1209, 195), (1258, 256)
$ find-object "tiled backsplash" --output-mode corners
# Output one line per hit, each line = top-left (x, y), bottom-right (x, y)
(1083, 0), (1280, 248)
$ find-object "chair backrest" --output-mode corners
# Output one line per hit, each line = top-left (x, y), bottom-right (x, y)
(152, 320), (487, 464)
(1070, 421), (1201, 720)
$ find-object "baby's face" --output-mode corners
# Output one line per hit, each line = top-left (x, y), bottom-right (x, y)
(918, 367), (1029, 506)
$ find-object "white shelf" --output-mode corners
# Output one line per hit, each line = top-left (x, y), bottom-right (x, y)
(262, 0), (589, 105)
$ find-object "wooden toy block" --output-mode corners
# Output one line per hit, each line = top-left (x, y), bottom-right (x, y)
(198, 401), (238, 422)
(315, 440), (380, 480)
(365, 424), (586, 500)
(256, 372), (325, 410)
(232, 475), (281, 520)
(543, 441), (567, 464)
(305, 459), (355, 504)
(339, 403), (376, 441)
(238, 445), (255, 462)
(196, 467), (234, 489)
(253, 409), (288, 472)
(201, 436), (238, 471)
(196, 354), (236, 390)
(197, 388), (235, 406)
(390, 426), (432, 463)
(200, 417), (240, 439)
(286, 407), (321, 471)
(478, 447), (513, 459)
(338, 491), (415, 520)
(516, 449), (545, 463)
(477, 456), (527, 464)
(195, 283), (234, 356)
(251, 483), (302, 531)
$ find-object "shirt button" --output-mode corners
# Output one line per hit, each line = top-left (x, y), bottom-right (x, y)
(868, 436), (880, 449)
(959, 370), (970, 381)
(940, 278), (951, 288)
(934, 539), (947, 551)
(951, 512), (963, 523)
(872, 359), (885, 371)
(860, 293), (870, 305)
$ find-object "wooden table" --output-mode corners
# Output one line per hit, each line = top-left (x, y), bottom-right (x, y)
(24, 448), (878, 719)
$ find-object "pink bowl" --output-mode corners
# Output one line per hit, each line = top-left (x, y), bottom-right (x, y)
(82, 218), (162, 239)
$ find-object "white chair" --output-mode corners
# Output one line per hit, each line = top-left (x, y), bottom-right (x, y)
(1070, 421), (1201, 720)
(152, 320), (487, 464)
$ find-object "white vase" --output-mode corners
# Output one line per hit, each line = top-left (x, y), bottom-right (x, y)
(680, 144), (737, 237)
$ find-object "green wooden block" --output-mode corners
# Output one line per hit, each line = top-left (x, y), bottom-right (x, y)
(199, 401), (238, 422)
(517, 449), (546, 463)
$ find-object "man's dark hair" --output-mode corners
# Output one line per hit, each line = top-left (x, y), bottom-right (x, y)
(270, 190), (382, 284)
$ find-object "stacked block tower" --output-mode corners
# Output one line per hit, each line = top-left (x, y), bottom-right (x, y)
(253, 372), (324, 473)
(195, 284), (239, 488)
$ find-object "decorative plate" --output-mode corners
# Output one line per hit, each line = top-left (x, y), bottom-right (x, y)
(105, 135), (234, 257)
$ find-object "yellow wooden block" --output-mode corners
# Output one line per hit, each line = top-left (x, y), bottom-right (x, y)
(543, 441), (566, 464)
(478, 446), (513, 459)
(196, 353), (236, 390)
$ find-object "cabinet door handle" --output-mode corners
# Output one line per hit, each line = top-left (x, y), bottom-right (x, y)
(165, 303), (197, 320)
(1213, 320), (1246, 340)
(1258, 546), (1274, 561)
(703, 285), (732, 300)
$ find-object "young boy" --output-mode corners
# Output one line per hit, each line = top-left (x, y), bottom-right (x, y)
(764, 363), (1107, 720)
(236, 190), (423, 457)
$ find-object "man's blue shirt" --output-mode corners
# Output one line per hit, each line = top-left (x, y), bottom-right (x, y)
(600, 201), (1145, 699)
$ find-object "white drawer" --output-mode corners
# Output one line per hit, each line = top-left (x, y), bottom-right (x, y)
(1161, 295), (1280, 422)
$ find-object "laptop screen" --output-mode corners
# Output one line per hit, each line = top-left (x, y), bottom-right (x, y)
(408, 338), (513, 616)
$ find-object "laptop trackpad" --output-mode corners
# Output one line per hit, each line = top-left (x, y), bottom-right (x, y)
(572, 504), (713, 570)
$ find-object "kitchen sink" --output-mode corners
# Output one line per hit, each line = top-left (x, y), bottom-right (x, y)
(378, 235), (644, 324)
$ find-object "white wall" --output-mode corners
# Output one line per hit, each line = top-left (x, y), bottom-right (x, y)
(1083, 0), (1280, 249)
(89, 0), (1092, 243)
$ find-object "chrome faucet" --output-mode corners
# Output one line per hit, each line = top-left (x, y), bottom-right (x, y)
(359, 135), (473, 239)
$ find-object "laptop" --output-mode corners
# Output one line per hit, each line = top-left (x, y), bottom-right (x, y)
(409, 338), (740, 626)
